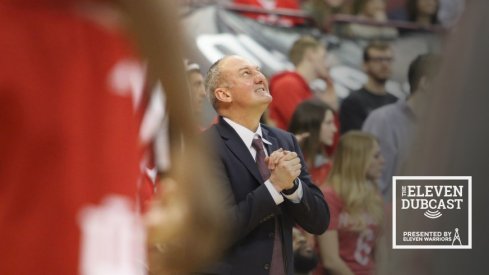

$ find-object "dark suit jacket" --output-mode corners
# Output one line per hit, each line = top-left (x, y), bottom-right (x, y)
(202, 116), (330, 275)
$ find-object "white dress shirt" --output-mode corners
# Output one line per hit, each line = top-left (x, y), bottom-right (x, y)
(223, 117), (303, 204)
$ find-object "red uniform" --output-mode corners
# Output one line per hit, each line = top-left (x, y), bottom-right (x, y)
(318, 187), (379, 275)
(269, 71), (312, 130)
(269, 71), (339, 155)
(233, 0), (304, 26)
(309, 162), (332, 187)
(0, 2), (144, 274)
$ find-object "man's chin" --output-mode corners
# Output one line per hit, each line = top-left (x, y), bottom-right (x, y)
(259, 94), (273, 102)
(373, 76), (389, 84)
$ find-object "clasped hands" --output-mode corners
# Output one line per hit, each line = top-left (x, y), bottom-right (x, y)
(264, 149), (301, 193)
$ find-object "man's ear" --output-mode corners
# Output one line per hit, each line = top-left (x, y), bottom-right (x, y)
(214, 87), (232, 103)
(304, 48), (314, 63)
(362, 62), (369, 72)
(419, 76), (429, 92)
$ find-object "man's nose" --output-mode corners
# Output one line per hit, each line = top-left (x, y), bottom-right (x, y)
(254, 72), (265, 83)
(199, 86), (206, 97)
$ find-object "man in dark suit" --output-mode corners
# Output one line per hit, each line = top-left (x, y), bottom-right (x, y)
(202, 55), (330, 275)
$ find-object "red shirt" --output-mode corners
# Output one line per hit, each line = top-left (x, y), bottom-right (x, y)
(269, 71), (312, 130)
(319, 187), (379, 275)
(309, 162), (332, 187)
(233, 0), (304, 26)
(269, 71), (340, 155)
(0, 3), (143, 274)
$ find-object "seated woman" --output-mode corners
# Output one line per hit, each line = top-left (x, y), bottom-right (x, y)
(347, 0), (399, 39)
(316, 131), (385, 275)
(407, 0), (439, 28)
(288, 99), (337, 186)
(301, 0), (353, 30)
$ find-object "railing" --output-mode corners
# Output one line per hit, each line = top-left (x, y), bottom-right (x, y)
(326, 14), (445, 33)
(180, 1), (445, 34)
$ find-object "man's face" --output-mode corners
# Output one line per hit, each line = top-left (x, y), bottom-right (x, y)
(292, 228), (318, 273)
(364, 0), (387, 20)
(418, 0), (438, 17)
(188, 71), (206, 114)
(310, 46), (330, 80)
(219, 56), (271, 109)
(364, 48), (393, 84)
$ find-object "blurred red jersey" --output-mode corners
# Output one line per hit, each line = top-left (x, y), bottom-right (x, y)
(0, 2), (144, 274)
(233, 0), (305, 26)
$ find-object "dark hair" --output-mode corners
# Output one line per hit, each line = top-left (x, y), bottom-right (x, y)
(363, 40), (391, 62)
(407, 53), (441, 94)
(352, 0), (368, 15)
(406, 0), (439, 25)
(288, 99), (334, 166)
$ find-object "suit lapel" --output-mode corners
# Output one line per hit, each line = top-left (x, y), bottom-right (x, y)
(216, 117), (264, 184)
(261, 126), (279, 155)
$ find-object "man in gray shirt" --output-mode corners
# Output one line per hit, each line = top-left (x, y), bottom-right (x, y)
(363, 54), (441, 200)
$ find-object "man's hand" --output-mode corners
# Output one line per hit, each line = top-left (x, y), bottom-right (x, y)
(295, 132), (310, 144)
(265, 148), (284, 171)
(318, 71), (339, 111)
(268, 151), (301, 192)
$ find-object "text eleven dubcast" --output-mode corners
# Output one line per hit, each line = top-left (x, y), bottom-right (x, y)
(401, 198), (463, 209)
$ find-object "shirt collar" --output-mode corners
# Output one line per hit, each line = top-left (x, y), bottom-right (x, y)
(398, 100), (417, 121)
(222, 117), (272, 149)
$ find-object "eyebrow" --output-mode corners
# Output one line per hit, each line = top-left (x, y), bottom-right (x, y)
(238, 66), (261, 72)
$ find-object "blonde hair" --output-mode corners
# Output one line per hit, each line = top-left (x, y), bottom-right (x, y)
(288, 36), (323, 66)
(326, 131), (383, 231)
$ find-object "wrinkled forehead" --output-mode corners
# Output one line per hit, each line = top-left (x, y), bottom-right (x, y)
(220, 56), (260, 73)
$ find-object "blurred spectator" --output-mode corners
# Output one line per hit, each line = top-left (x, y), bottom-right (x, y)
(288, 99), (337, 186)
(233, 0), (305, 26)
(269, 35), (338, 130)
(301, 0), (353, 29)
(0, 1), (226, 274)
(354, 0), (388, 21)
(347, 0), (398, 39)
(379, 1), (489, 273)
(317, 131), (384, 275)
(185, 60), (207, 129)
(362, 53), (441, 200)
(339, 41), (397, 134)
(0, 2), (143, 274)
(406, 0), (439, 28)
(293, 227), (320, 275)
(437, 0), (464, 28)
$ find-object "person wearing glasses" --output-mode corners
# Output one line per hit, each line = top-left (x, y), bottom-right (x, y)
(339, 41), (398, 134)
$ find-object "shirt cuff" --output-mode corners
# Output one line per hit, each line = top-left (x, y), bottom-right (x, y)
(264, 180), (285, 205)
(282, 179), (303, 203)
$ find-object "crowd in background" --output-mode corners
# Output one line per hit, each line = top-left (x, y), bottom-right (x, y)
(230, 0), (464, 32)
(183, 1), (450, 274)
(2, 1), (484, 275)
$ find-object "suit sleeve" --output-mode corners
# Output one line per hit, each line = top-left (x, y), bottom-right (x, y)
(283, 133), (330, 235)
(206, 133), (282, 244)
